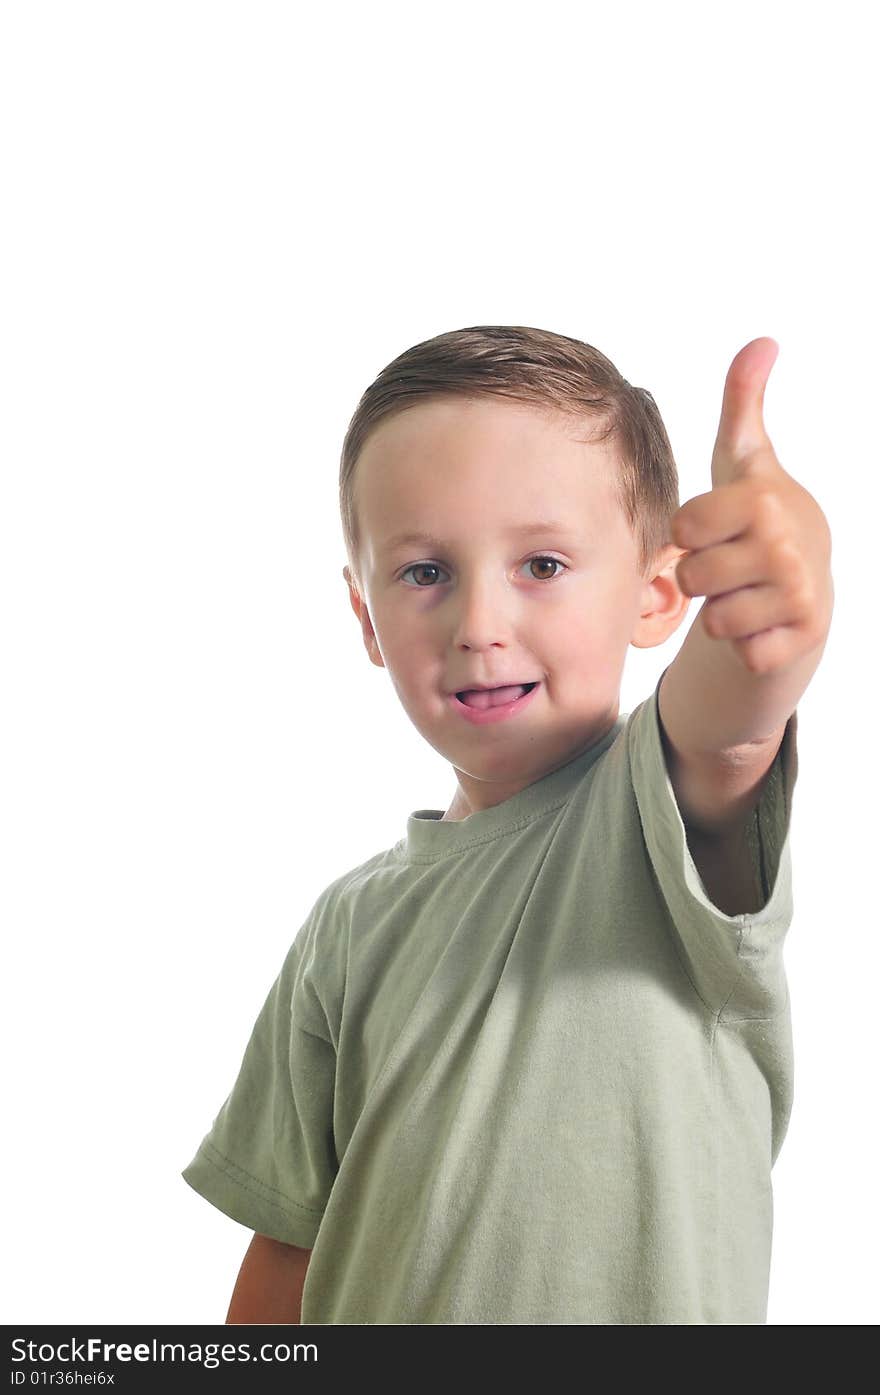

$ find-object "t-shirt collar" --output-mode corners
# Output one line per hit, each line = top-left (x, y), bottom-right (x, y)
(403, 714), (626, 858)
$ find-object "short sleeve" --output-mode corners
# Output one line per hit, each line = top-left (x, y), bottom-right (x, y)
(181, 927), (338, 1248)
(627, 665), (799, 1020)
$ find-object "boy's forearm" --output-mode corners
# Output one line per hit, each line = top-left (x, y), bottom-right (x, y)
(226, 1232), (312, 1324)
(661, 597), (830, 754)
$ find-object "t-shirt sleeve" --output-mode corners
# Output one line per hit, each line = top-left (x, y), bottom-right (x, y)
(627, 663), (799, 1021)
(181, 919), (339, 1249)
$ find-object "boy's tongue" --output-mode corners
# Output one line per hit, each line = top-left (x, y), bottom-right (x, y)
(459, 683), (528, 710)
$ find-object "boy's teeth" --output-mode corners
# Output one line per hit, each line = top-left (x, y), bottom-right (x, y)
(459, 684), (529, 710)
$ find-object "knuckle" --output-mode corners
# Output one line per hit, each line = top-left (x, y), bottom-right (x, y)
(770, 536), (800, 575)
(752, 487), (785, 534)
(705, 604), (724, 637)
(742, 642), (766, 674)
(678, 559), (697, 595)
(672, 511), (692, 547)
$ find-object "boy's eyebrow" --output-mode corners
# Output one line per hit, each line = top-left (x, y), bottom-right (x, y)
(379, 521), (585, 554)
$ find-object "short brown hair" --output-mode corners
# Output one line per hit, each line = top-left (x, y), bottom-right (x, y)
(339, 324), (679, 591)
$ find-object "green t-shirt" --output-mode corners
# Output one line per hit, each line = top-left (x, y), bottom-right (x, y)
(182, 668), (799, 1324)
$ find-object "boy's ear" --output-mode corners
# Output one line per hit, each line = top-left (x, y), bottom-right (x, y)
(343, 566), (385, 670)
(629, 543), (692, 651)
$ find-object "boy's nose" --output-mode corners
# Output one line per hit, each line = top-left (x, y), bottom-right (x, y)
(451, 580), (516, 651)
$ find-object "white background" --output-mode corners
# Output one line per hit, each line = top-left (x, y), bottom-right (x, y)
(2, 1), (876, 1326)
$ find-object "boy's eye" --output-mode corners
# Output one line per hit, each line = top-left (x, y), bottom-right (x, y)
(400, 563), (446, 587)
(527, 556), (566, 581)
(399, 556), (567, 587)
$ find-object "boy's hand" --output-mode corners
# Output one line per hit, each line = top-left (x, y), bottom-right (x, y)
(670, 337), (833, 676)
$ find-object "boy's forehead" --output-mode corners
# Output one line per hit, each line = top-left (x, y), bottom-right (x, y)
(356, 396), (620, 532)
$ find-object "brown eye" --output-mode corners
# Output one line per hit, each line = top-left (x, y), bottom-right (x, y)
(528, 557), (565, 581)
(401, 563), (446, 587)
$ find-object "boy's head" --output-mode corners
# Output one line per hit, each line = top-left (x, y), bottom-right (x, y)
(339, 325), (691, 820)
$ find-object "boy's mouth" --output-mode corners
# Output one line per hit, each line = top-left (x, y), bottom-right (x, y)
(455, 682), (538, 710)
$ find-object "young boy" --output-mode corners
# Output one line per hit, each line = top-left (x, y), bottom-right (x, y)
(182, 325), (833, 1325)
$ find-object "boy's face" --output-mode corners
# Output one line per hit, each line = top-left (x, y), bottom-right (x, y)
(344, 396), (689, 821)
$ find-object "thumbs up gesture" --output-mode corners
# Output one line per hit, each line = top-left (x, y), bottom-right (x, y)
(671, 338), (834, 675)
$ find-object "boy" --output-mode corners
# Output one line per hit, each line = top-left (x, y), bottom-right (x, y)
(182, 325), (833, 1324)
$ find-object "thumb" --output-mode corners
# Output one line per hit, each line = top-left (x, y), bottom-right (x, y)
(711, 336), (779, 486)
